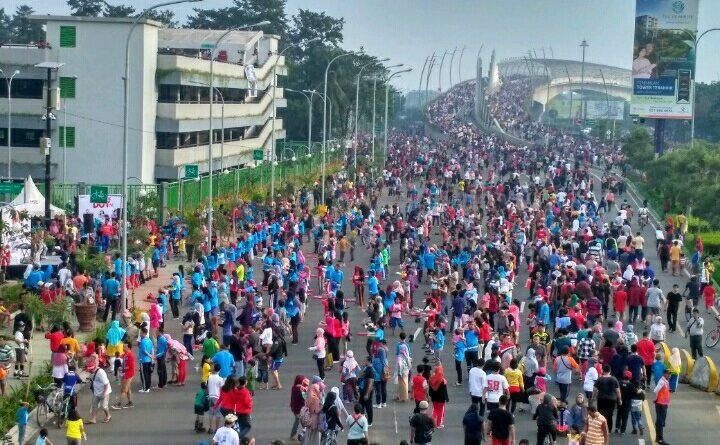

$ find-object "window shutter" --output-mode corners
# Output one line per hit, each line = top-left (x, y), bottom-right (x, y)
(59, 126), (75, 148)
(59, 26), (76, 48)
(59, 77), (76, 98)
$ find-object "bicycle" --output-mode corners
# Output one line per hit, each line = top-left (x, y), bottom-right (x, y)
(35, 384), (63, 428)
(705, 315), (720, 349)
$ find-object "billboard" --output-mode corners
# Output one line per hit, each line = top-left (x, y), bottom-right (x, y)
(78, 194), (123, 222)
(586, 100), (626, 120)
(631, 0), (698, 119)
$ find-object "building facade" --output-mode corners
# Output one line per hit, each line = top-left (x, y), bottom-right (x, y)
(0, 15), (286, 184)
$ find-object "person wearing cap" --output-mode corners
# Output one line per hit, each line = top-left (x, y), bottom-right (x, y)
(212, 413), (240, 445)
(14, 322), (29, 378)
(409, 400), (435, 445)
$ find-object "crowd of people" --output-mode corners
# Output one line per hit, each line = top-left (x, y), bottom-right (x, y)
(9, 72), (712, 445)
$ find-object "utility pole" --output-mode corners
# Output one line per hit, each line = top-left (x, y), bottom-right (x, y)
(579, 39), (589, 126)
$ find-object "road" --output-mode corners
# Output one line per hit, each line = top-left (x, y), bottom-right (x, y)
(39, 167), (720, 445)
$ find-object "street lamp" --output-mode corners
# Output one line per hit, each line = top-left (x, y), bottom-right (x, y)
(0, 69), (20, 178)
(579, 39), (589, 126)
(321, 51), (356, 206)
(354, 57), (389, 181)
(371, 64), (402, 165)
(384, 68), (412, 163)
(285, 88), (313, 158)
(120, 0), (203, 319)
(677, 28), (720, 148)
(269, 38), (319, 206)
(437, 49), (448, 92)
(207, 20), (270, 246)
(189, 80), (225, 171)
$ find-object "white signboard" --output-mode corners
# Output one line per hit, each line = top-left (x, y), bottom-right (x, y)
(78, 194), (123, 222)
(1, 208), (31, 266)
(586, 100), (625, 120)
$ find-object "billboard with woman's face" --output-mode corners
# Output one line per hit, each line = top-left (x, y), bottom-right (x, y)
(631, 0), (698, 119)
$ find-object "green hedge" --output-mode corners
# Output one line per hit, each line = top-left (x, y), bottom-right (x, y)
(0, 363), (53, 435)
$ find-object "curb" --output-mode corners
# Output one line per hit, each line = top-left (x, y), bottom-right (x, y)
(680, 349), (695, 383)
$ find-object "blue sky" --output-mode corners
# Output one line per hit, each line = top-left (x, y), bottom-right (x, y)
(7, 0), (720, 90)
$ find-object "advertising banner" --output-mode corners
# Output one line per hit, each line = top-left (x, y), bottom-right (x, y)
(586, 100), (626, 120)
(631, 0), (698, 119)
(78, 194), (123, 222)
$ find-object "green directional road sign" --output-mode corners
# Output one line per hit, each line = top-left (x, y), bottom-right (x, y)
(0, 182), (22, 194)
(253, 149), (264, 161)
(200, 43), (215, 49)
(90, 185), (109, 204)
(185, 164), (199, 179)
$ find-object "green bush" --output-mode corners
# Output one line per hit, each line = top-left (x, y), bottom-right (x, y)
(0, 363), (53, 434)
(677, 215), (711, 233)
(695, 232), (720, 256)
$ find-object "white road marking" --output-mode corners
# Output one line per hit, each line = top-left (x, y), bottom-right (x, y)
(716, 405), (720, 417)
(638, 439), (646, 445)
(413, 326), (423, 343)
(520, 301), (525, 313)
(393, 403), (398, 433)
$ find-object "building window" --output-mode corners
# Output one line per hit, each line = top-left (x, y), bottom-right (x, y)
(59, 26), (76, 48)
(59, 77), (76, 98)
(59, 126), (75, 148)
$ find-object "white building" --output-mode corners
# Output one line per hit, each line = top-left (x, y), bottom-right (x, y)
(0, 15), (286, 184)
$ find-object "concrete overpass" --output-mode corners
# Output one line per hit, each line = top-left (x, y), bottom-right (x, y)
(498, 58), (631, 107)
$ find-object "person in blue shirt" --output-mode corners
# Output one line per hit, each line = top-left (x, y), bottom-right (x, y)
(367, 274), (379, 298)
(191, 267), (204, 290)
(16, 401), (28, 445)
(170, 273), (182, 319)
(103, 273), (120, 322)
(454, 331), (467, 385)
(156, 329), (168, 389)
(23, 266), (43, 291)
(113, 254), (123, 279)
(62, 365), (82, 399)
(138, 328), (154, 392)
(212, 344), (235, 379)
(152, 246), (161, 277)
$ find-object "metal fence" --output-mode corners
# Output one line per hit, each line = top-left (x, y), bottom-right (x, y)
(31, 140), (346, 222)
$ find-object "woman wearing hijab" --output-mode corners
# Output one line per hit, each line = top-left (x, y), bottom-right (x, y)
(428, 365), (449, 428)
(106, 320), (126, 359)
(666, 347), (681, 392)
(341, 350), (360, 402)
(395, 332), (412, 402)
(522, 348), (539, 392)
(320, 390), (344, 444)
(302, 376), (324, 445)
(308, 328), (327, 380)
(289, 375), (308, 441)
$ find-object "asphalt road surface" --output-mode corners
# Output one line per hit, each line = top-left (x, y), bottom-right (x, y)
(41, 165), (720, 445)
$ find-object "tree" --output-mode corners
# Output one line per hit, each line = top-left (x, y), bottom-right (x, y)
(621, 127), (653, 169)
(9, 5), (44, 44)
(145, 9), (178, 28)
(185, 0), (288, 37)
(0, 8), (12, 43)
(67, 0), (104, 17)
(287, 9), (344, 51)
(103, 4), (135, 17)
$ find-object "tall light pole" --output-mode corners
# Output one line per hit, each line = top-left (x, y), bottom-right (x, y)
(120, 0), (202, 318)
(579, 39), (588, 126)
(458, 46), (466, 83)
(321, 52), (355, 206)
(424, 54), (436, 106)
(437, 49), (448, 91)
(207, 20), (269, 245)
(371, 63), (402, 170)
(354, 57), (389, 182)
(417, 56), (429, 108)
(189, 80), (225, 170)
(285, 88), (312, 157)
(449, 47), (457, 87)
(0, 69), (20, 178)
(36, 62), (64, 227)
(269, 38), (319, 206)
(384, 68), (412, 163)
(681, 28), (720, 148)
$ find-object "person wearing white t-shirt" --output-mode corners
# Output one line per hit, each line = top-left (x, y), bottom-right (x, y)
(207, 365), (225, 433)
(213, 414), (240, 445)
(484, 363), (509, 411)
(468, 358), (487, 414)
(583, 359), (599, 400)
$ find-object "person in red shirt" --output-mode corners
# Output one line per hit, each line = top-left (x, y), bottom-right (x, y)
(113, 340), (135, 410)
(636, 332), (656, 387)
(613, 286), (628, 321)
(703, 284), (716, 312)
(411, 365), (428, 409)
(44, 326), (64, 354)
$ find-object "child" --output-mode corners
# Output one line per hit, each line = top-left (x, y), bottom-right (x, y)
(113, 352), (123, 381)
(453, 329), (466, 386)
(245, 359), (258, 395)
(14, 322), (29, 378)
(194, 382), (209, 433)
(16, 401), (29, 445)
(411, 364), (428, 410)
(35, 427), (54, 445)
(256, 353), (270, 390)
(200, 355), (211, 384)
(630, 384), (645, 435)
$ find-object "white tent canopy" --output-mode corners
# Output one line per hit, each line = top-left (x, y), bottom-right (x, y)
(7, 175), (65, 217)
